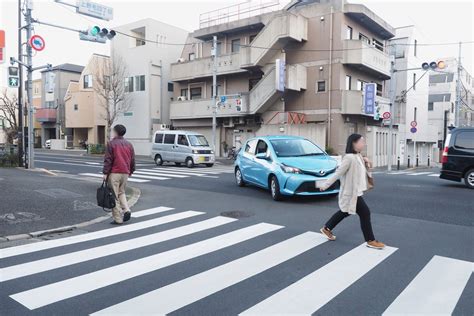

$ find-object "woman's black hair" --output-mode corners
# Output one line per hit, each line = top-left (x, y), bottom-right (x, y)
(345, 133), (363, 154)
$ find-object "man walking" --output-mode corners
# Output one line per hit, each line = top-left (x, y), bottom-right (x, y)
(103, 124), (136, 225)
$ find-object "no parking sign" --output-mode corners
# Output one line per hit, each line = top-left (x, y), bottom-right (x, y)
(28, 35), (45, 51)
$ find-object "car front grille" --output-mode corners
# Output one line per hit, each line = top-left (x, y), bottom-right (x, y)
(301, 167), (336, 177)
(295, 180), (340, 193)
(196, 150), (212, 154)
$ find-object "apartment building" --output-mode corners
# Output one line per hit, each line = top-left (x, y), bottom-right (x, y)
(36, 64), (83, 146)
(111, 18), (188, 155)
(170, 0), (396, 164)
(31, 78), (42, 147)
(64, 54), (109, 148)
(428, 57), (473, 160)
(389, 25), (438, 166)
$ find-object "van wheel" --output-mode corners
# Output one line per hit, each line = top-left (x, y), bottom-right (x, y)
(154, 154), (163, 166)
(185, 157), (194, 168)
(206, 163), (214, 167)
(270, 175), (283, 201)
(235, 168), (245, 187)
(465, 169), (474, 189)
(175, 162), (182, 166)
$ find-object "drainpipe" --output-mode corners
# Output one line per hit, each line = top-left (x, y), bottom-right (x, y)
(327, 6), (334, 148)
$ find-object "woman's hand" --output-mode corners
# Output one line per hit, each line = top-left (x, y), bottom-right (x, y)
(319, 182), (329, 191)
(363, 156), (372, 169)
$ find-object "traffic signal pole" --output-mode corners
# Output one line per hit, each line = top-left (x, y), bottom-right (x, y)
(17, 0), (24, 167)
(387, 52), (396, 172)
(26, 2), (34, 169)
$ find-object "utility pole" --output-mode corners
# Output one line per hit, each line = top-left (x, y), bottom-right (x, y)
(455, 42), (462, 127)
(25, 0), (34, 169)
(211, 35), (217, 154)
(17, 0), (24, 167)
(387, 53), (396, 172)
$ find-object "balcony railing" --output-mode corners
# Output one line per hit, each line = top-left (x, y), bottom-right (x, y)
(170, 95), (250, 120)
(343, 40), (391, 79)
(341, 90), (390, 116)
(35, 108), (57, 123)
(171, 53), (244, 81)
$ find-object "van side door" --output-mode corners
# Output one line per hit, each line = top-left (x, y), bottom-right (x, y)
(162, 134), (176, 162)
(176, 134), (191, 163)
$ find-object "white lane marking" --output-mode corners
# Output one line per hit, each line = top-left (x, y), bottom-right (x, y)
(11, 223), (282, 310)
(154, 167), (232, 174)
(199, 175), (219, 178)
(36, 160), (101, 168)
(129, 174), (171, 181)
(0, 206), (177, 258)
(388, 171), (412, 175)
(64, 159), (101, 165)
(383, 256), (473, 315)
(143, 168), (207, 176)
(407, 172), (433, 176)
(131, 206), (174, 218)
(428, 173), (439, 177)
(78, 173), (149, 183)
(92, 232), (328, 315)
(241, 243), (397, 315)
(1, 216), (234, 282)
(134, 170), (188, 178)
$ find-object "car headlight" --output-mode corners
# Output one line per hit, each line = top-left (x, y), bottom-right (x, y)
(280, 164), (302, 174)
(210, 150), (214, 154)
(192, 150), (199, 154)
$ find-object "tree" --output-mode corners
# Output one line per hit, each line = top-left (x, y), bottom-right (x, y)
(0, 88), (19, 145)
(93, 54), (132, 141)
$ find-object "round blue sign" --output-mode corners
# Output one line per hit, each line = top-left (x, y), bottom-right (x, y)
(410, 127), (417, 133)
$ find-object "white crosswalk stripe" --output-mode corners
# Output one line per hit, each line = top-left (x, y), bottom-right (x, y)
(1, 205), (471, 314)
(384, 170), (440, 178)
(79, 173), (150, 183)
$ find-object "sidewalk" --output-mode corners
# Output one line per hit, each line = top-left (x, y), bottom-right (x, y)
(0, 168), (139, 241)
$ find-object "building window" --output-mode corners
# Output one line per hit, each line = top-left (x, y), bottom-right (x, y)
(372, 38), (384, 52)
(124, 112), (133, 117)
(359, 33), (370, 45)
(345, 75), (352, 90)
(414, 39), (417, 57)
(357, 80), (366, 91)
(135, 75), (145, 91)
(132, 27), (146, 47)
(83, 74), (92, 89)
(216, 42), (222, 56)
(249, 34), (257, 43)
(317, 81), (326, 92)
(190, 87), (202, 100)
(428, 102), (434, 111)
(168, 82), (174, 92)
(124, 77), (134, 93)
(231, 39), (240, 53)
(413, 73), (417, 90)
(189, 53), (195, 61)
(376, 83), (383, 96)
(346, 26), (353, 40)
(74, 104), (78, 111)
(180, 88), (188, 98)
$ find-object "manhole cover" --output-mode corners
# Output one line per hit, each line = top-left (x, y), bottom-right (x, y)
(35, 188), (82, 199)
(220, 210), (254, 219)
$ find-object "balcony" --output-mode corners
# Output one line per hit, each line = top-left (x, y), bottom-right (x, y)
(171, 53), (246, 81)
(170, 95), (250, 120)
(35, 108), (57, 123)
(342, 40), (391, 79)
(240, 13), (307, 68)
(341, 90), (390, 116)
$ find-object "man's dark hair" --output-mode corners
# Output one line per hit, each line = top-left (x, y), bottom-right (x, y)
(113, 124), (126, 137)
(345, 133), (362, 154)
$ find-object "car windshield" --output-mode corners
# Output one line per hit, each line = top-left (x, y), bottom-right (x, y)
(188, 135), (209, 147)
(270, 139), (325, 157)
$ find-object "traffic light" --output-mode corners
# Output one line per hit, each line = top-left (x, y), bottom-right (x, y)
(421, 60), (446, 70)
(79, 26), (116, 43)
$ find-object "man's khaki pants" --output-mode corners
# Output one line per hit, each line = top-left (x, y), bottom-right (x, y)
(108, 173), (130, 223)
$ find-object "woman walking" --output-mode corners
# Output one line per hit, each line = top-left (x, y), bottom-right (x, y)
(319, 134), (385, 249)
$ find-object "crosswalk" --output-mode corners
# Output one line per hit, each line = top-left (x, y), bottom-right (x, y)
(1, 206), (472, 315)
(79, 165), (234, 183)
(373, 170), (441, 178)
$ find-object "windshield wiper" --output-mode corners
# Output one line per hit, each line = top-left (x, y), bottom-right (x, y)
(295, 153), (324, 157)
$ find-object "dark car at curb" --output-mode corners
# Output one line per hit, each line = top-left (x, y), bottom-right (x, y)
(440, 127), (474, 189)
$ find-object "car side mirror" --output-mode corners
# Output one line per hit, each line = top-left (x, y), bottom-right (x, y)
(256, 152), (270, 160)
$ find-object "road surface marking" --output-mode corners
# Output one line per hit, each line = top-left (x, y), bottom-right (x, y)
(0, 206), (185, 258)
(407, 172), (433, 176)
(1, 216), (235, 282)
(92, 232), (327, 315)
(134, 170), (188, 178)
(383, 256), (473, 315)
(154, 167), (233, 174)
(388, 171), (412, 175)
(131, 206), (174, 218)
(78, 173), (149, 183)
(11, 223), (282, 310)
(129, 174), (171, 181)
(241, 243), (397, 315)
(36, 160), (101, 168)
(428, 173), (439, 177)
(142, 168), (208, 176)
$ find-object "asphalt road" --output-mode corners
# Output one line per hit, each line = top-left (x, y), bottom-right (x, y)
(0, 150), (472, 315)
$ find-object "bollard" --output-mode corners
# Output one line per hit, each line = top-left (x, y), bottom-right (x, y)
(397, 156), (400, 170)
(428, 155), (430, 167)
(407, 155), (411, 168)
(416, 155), (419, 167)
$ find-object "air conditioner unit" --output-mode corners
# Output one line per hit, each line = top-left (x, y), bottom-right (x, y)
(177, 57), (185, 63)
(177, 96), (187, 101)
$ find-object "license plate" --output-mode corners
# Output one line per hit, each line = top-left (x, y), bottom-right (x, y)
(198, 156), (209, 162)
(315, 180), (326, 188)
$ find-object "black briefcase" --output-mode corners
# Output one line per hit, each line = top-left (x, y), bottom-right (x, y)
(97, 180), (116, 211)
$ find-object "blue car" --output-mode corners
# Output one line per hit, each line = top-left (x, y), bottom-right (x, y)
(234, 136), (340, 201)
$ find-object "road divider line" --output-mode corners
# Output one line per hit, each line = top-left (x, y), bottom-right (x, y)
(407, 172), (433, 176)
(92, 232), (327, 315)
(383, 256), (473, 315)
(1, 216), (235, 282)
(0, 206), (185, 259)
(11, 223), (283, 310)
(241, 243), (397, 315)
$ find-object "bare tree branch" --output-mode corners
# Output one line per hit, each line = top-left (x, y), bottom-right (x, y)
(0, 89), (19, 145)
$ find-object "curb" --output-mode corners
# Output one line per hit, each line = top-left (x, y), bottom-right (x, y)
(1, 186), (141, 243)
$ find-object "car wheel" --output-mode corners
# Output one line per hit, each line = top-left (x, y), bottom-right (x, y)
(465, 169), (474, 189)
(154, 154), (163, 166)
(175, 162), (182, 166)
(206, 163), (214, 167)
(185, 157), (194, 168)
(235, 168), (245, 187)
(270, 175), (283, 201)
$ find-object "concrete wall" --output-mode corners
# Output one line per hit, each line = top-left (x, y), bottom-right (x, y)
(257, 123), (326, 148)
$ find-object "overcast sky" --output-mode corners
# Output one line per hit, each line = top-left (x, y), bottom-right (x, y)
(0, 0), (472, 87)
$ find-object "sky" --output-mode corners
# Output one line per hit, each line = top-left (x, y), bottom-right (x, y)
(0, 0), (473, 87)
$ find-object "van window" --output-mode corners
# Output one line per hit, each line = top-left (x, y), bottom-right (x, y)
(177, 134), (189, 146)
(154, 133), (164, 143)
(164, 134), (176, 144)
(454, 132), (474, 149)
(244, 139), (257, 155)
(256, 140), (268, 155)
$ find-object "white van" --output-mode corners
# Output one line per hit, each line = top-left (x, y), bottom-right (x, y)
(151, 130), (215, 168)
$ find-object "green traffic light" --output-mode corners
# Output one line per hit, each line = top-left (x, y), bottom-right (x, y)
(90, 26), (100, 36)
